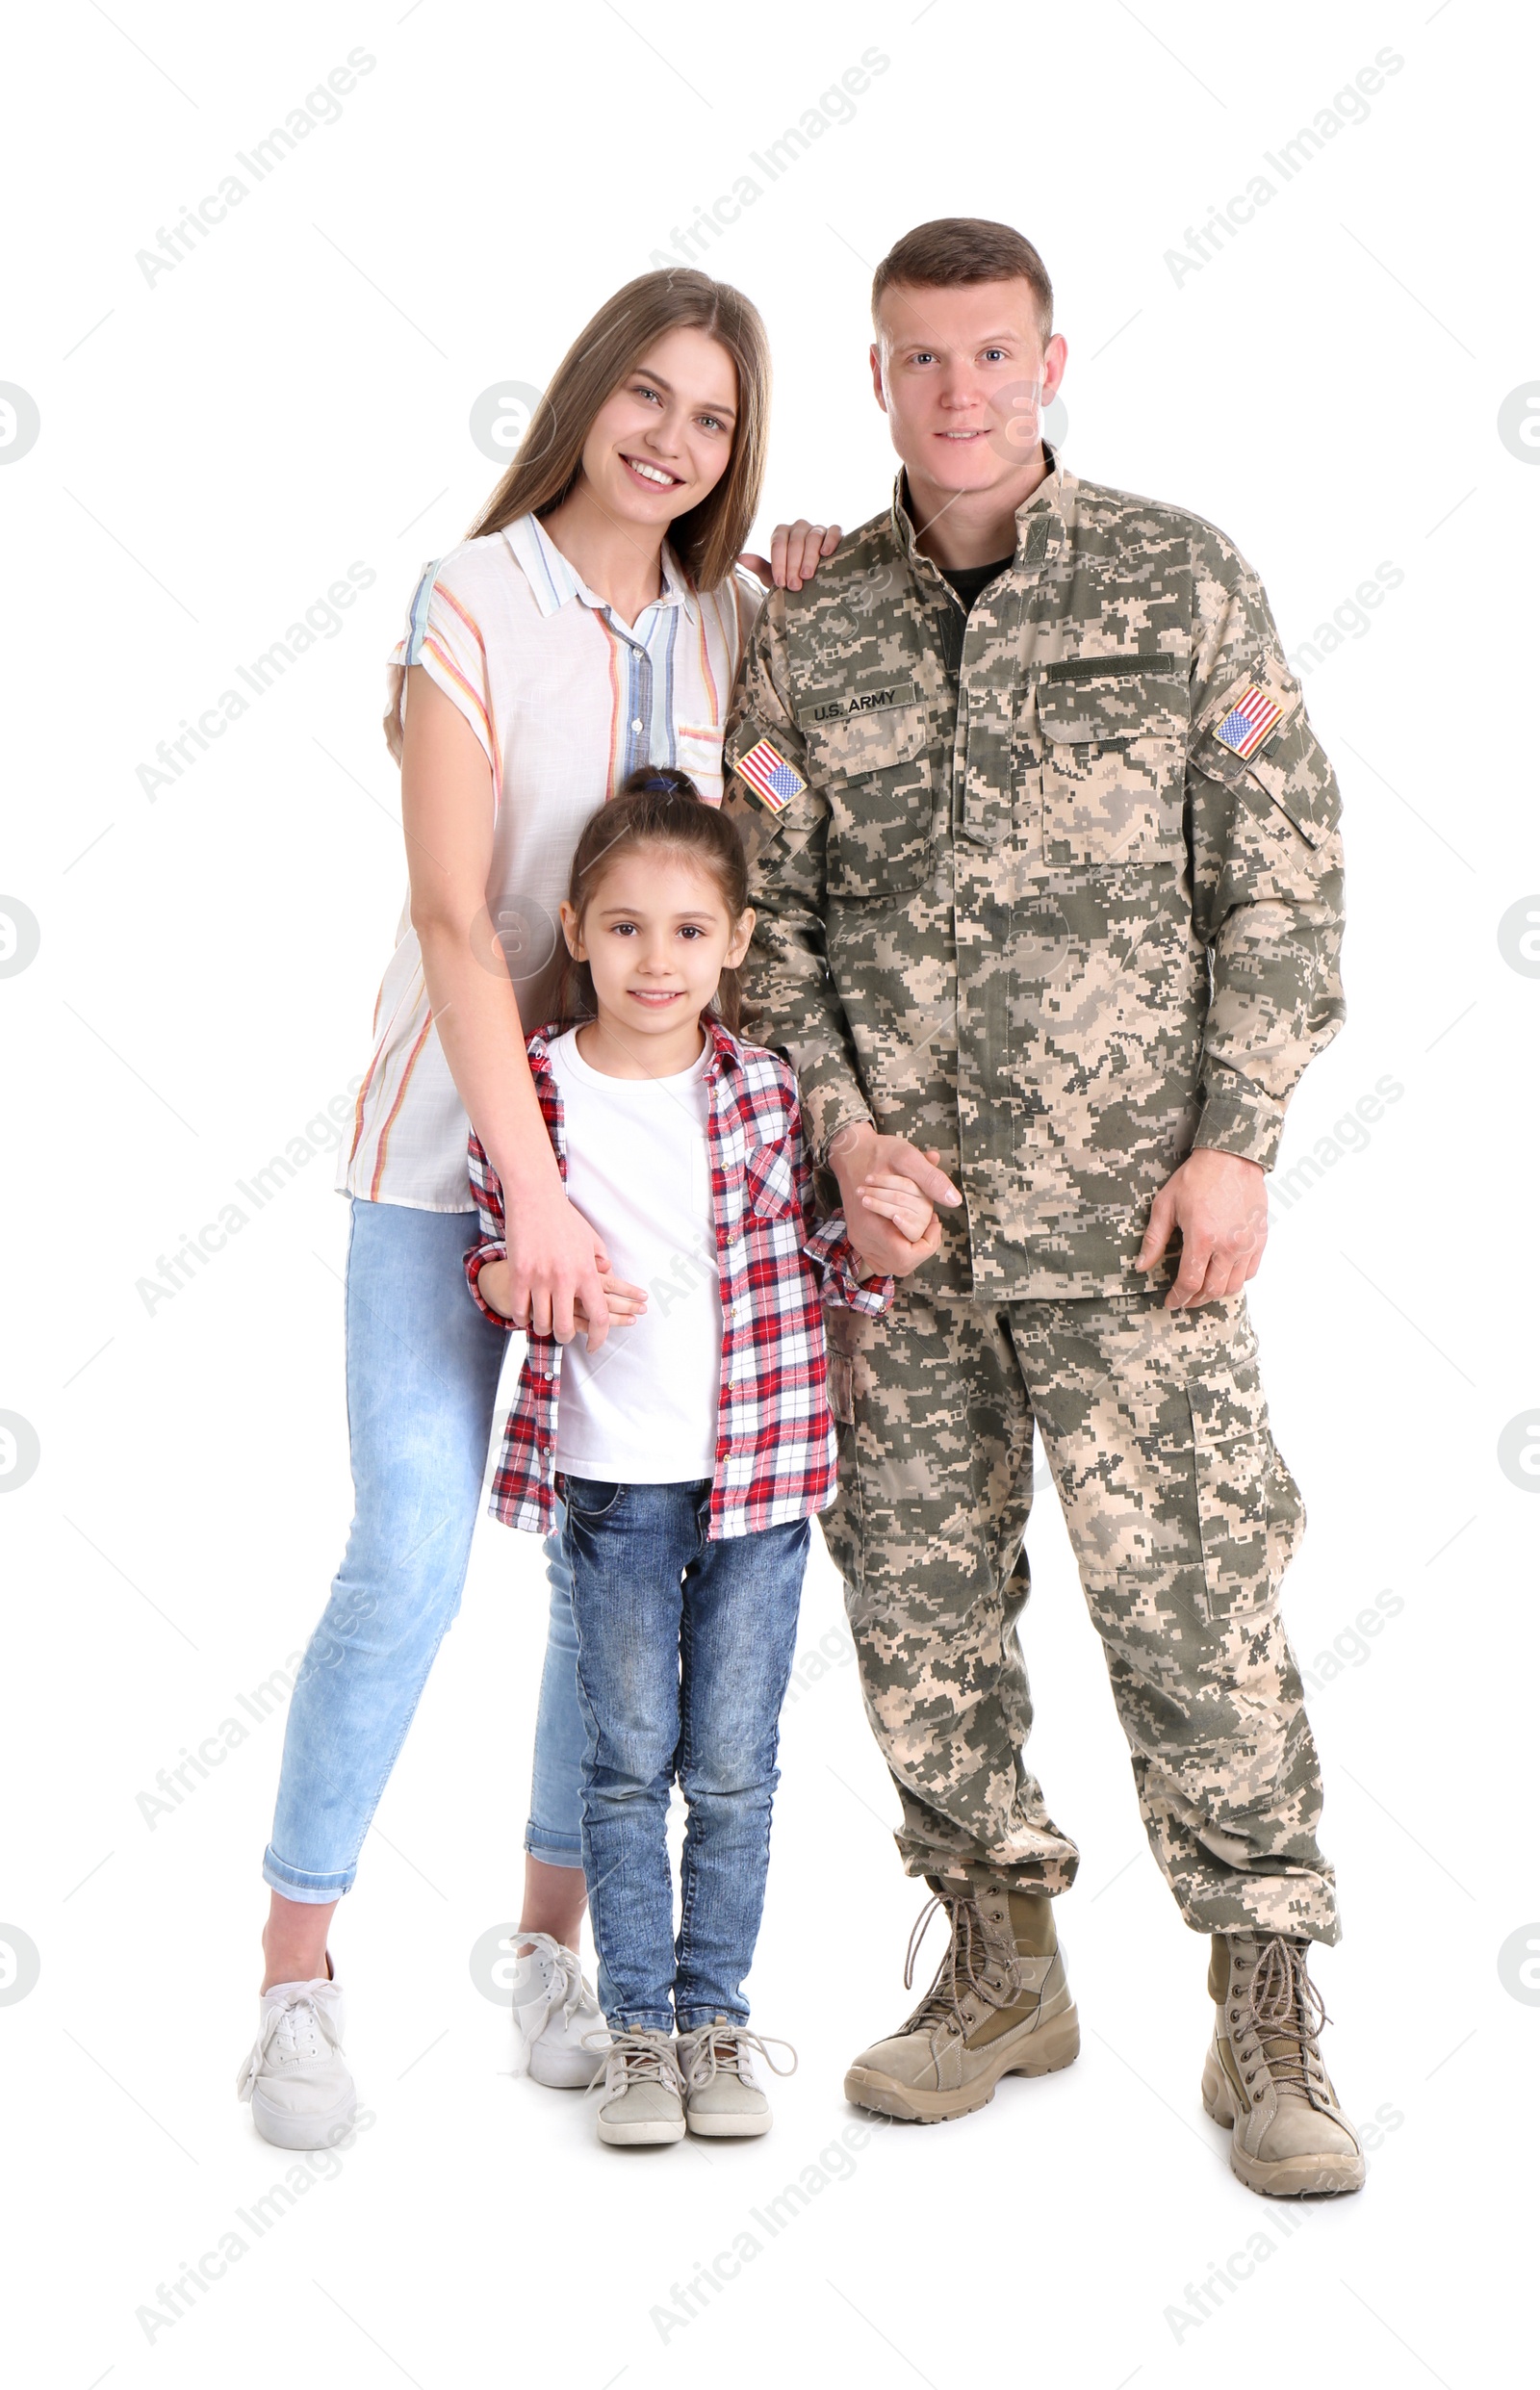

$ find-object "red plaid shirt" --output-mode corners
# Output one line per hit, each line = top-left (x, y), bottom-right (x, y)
(466, 1021), (892, 1539)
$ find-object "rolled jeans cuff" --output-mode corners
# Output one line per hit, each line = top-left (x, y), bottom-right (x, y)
(525, 1821), (584, 1868)
(263, 1848), (355, 1903)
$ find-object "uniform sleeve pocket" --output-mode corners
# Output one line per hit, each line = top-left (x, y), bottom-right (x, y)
(745, 1140), (798, 1220)
(1038, 660), (1188, 867)
(1193, 669), (1341, 848)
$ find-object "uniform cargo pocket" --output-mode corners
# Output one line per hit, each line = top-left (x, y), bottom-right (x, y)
(798, 694), (936, 898)
(1038, 662), (1187, 868)
(1186, 1366), (1279, 1622)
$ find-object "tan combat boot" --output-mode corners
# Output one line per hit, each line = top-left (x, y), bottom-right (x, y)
(1202, 1932), (1365, 2197)
(844, 1884), (1079, 2123)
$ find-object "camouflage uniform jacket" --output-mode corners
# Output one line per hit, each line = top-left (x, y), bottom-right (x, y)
(723, 455), (1346, 1300)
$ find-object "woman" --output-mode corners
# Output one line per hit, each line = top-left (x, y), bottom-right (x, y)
(237, 270), (837, 2148)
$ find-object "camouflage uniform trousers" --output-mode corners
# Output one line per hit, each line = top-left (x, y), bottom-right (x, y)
(821, 1280), (1338, 1943)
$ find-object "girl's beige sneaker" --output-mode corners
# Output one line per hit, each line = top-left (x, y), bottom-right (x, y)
(590, 2028), (686, 2146)
(677, 2019), (796, 2137)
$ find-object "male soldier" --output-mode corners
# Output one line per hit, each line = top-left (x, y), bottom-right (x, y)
(724, 218), (1362, 2197)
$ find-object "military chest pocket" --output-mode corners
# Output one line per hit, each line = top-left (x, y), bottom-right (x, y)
(1038, 662), (1188, 868)
(799, 695), (936, 900)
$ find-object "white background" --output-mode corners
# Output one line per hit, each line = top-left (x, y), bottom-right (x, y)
(3, 1), (1537, 2383)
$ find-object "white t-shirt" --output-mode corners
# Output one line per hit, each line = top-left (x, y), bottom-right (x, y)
(548, 1029), (723, 1485)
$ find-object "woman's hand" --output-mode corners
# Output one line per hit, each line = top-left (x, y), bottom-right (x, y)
(478, 1237), (647, 1349)
(739, 521), (842, 592)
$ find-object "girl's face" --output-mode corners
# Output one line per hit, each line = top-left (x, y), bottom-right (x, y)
(576, 327), (738, 539)
(562, 849), (753, 1068)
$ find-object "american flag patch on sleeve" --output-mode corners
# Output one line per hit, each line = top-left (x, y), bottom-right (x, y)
(1213, 683), (1285, 760)
(735, 736), (808, 814)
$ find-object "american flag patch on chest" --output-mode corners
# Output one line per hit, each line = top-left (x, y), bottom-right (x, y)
(1214, 684), (1285, 760)
(736, 737), (807, 813)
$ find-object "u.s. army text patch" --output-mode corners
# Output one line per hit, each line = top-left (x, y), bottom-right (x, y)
(797, 678), (917, 728)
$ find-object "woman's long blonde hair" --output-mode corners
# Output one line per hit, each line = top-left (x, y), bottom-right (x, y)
(384, 270), (769, 759)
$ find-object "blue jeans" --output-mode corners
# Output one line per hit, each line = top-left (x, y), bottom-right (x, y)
(561, 1478), (808, 2033)
(265, 1199), (588, 1901)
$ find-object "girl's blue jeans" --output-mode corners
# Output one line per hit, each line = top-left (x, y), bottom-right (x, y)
(560, 1476), (808, 2033)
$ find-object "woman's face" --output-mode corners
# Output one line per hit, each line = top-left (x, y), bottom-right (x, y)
(577, 326), (738, 534)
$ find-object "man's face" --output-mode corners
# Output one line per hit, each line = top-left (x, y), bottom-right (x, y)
(870, 279), (1068, 501)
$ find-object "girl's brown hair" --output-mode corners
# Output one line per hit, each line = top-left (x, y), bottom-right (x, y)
(553, 767), (753, 1038)
(473, 268), (769, 584)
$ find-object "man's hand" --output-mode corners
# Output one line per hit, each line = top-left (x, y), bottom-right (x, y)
(1136, 1148), (1269, 1310)
(830, 1123), (961, 1277)
(853, 1169), (944, 1276)
(739, 521), (843, 592)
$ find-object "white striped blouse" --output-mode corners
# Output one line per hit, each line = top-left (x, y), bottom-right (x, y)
(339, 512), (759, 1212)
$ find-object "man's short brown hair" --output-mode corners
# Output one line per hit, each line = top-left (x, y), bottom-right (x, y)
(871, 218), (1053, 343)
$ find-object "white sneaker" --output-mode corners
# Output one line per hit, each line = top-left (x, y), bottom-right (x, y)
(677, 2018), (796, 2139)
(237, 1975), (356, 2150)
(508, 1930), (603, 2089)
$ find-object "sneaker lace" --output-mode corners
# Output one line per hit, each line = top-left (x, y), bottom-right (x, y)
(901, 1890), (1018, 2037)
(677, 2022), (798, 2090)
(1237, 1936), (1332, 2107)
(502, 1930), (591, 2030)
(583, 2028), (686, 2098)
(235, 1986), (342, 2102)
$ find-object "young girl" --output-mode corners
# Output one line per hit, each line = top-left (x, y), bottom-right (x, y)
(466, 770), (940, 2146)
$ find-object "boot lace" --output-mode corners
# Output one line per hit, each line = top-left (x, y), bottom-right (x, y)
(677, 2022), (798, 2090)
(1235, 1936), (1332, 2108)
(900, 1890), (1019, 2038)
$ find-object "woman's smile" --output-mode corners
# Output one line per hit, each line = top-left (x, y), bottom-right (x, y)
(620, 452), (684, 490)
